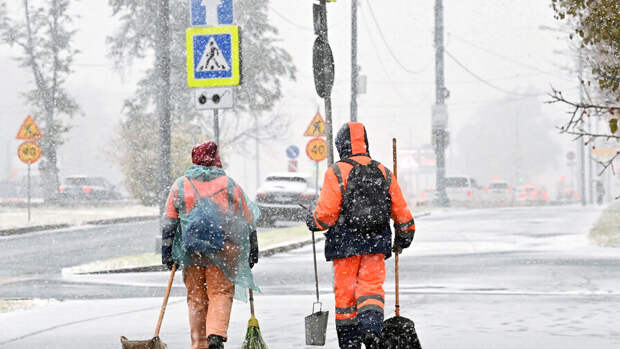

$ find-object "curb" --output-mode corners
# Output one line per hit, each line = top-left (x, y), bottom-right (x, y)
(0, 215), (158, 237)
(79, 236), (326, 275)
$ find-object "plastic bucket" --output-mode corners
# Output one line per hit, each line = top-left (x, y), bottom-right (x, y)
(305, 303), (329, 346)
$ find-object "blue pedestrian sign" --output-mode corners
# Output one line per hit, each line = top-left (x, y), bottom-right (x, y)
(190, 0), (234, 27)
(186, 26), (240, 87)
(286, 145), (300, 159)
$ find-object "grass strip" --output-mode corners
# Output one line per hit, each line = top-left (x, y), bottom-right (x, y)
(590, 202), (620, 247)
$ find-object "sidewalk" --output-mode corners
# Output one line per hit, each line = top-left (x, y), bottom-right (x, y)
(0, 204), (158, 232)
(2, 291), (619, 348)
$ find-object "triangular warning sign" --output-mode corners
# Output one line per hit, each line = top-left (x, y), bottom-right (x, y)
(196, 37), (230, 72)
(16, 115), (43, 140)
(304, 112), (326, 137)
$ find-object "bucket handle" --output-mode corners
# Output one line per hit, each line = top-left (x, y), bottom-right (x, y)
(312, 301), (323, 313)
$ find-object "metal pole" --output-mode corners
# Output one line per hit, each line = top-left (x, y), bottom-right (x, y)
(255, 115), (260, 189)
(315, 161), (319, 197)
(433, 0), (449, 206)
(27, 162), (31, 222)
(311, 230), (320, 303)
(156, 0), (171, 216)
(321, 0), (334, 166)
(214, 109), (220, 145)
(350, 0), (358, 122)
(578, 50), (586, 206)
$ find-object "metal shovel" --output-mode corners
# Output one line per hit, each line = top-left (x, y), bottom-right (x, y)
(304, 230), (329, 346)
(120, 264), (177, 349)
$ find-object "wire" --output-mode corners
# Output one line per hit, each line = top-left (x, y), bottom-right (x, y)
(269, 6), (314, 32)
(358, 7), (416, 105)
(446, 32), (572, 81)
(445, 50), (542, 98)
(363, 0), (429, 75)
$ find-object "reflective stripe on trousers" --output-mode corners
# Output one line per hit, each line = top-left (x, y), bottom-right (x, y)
(333, 253), (386, 328)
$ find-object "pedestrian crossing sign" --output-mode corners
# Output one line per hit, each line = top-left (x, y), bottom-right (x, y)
(186, 25), (240, 87)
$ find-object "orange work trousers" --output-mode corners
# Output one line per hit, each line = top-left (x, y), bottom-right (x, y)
(333, 254), (386, 328)
(184, 265), (234, 349)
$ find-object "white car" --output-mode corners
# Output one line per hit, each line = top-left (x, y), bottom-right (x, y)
(444, 176), (482, 206)
(485, 181), (513, 205)
(255, 173), (318, 226)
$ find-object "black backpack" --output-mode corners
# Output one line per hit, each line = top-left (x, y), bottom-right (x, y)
(338, 159), (391, 234)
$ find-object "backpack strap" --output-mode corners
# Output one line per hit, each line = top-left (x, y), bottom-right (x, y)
(331, 162), (347, 198)
(380, 163), (392, 190)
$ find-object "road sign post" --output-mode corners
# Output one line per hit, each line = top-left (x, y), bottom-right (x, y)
(187, 0), (240, 158)
(17, 116), (43, 222)
(312, 0), (335, 165)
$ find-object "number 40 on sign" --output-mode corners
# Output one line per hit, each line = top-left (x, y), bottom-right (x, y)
(306, 138), (327, 162)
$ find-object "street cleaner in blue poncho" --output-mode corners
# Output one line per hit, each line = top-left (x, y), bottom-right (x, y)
(161, 141), (260, 349)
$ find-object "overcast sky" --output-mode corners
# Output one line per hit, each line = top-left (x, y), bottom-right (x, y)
(0, 0), (581, 196)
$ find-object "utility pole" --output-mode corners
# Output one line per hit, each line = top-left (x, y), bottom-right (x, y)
(578, 49), (586, 206)
(432, 0), (449, 206)
(350, 0), (358, 122)
(156, 0), (171, 215)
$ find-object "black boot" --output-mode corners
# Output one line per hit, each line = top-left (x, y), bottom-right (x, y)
(207, 335), (226, 349)
(363, 332), (382, 349)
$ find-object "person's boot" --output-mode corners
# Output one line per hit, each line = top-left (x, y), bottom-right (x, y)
(207, 334), (226, 349)
(363, 331), (382, 349)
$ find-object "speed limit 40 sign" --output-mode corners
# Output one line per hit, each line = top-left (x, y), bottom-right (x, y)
(306, 137), (327, 162)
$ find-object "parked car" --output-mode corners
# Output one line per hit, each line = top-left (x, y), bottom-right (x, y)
(444, 176), (482, 206)
(255, 173), (318, 226)
(56, 176), (121, 203)
(485, 181), (513, 205)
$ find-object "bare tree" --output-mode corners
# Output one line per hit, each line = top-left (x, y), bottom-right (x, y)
(549, 88), (620, 177)
(0, 0), (80, 199)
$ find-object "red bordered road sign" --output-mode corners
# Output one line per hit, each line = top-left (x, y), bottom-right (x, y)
(18, 141), (42, 164)
(16, 116), (43, 140)
(306, 137), (327, 162)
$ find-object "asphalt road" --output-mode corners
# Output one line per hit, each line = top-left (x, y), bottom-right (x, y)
(0, 219), (295, 300)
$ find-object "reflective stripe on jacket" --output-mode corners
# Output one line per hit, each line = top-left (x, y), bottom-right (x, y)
(311, 122), (415, 261)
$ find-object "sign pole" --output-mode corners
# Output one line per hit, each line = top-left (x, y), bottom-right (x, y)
(214, 109), (220, 145)
(27, 162), (31, 222)
(320, 0), (334, 166)
(315, 161), (320, 197)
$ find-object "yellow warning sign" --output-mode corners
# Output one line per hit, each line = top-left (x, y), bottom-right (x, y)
(16, 116), (43, 140)
(304, 112), (326, 137)
(18, 141), (42, 164)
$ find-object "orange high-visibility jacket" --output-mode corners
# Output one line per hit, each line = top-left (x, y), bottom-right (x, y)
(309, 122), (415, 260)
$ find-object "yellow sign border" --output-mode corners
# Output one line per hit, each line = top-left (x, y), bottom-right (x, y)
(18, 141), (42, 164)
(306, 137), (328, 162)
(186, 25), (240, 88)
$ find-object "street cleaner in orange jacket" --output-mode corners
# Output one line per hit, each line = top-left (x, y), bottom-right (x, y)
(162, 141), (259, 349)
(305, 122), (416, 349)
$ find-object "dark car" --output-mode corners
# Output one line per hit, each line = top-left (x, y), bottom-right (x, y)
(255, 173), (318, 226)
(56, 176), (121, 203)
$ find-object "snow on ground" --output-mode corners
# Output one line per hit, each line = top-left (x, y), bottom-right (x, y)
(2, 205), (620, 348)
(0, 204), (157, 230)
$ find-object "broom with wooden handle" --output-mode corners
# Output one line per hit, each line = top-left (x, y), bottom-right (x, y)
(241, 289), (268, 349)
(121, 264), (177, 349)
(382, 138), (422, 349)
